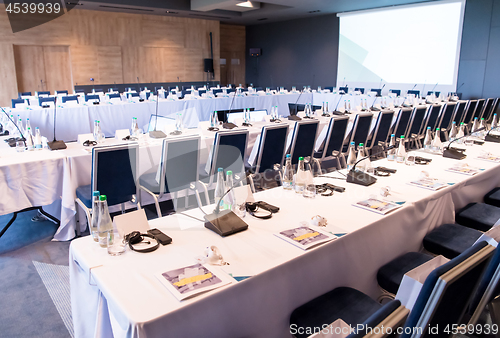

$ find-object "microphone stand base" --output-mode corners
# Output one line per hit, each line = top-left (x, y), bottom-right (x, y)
(169, 130), (182, 135)
(48, 140), (67, 150)
(204, 209), (248, 237)
(443, 148), (466, 160)
(149, 130), (167, 139)
(485, 134), (500, 143)
(321, 114), (330, 117)
(346, 170), (377, 186)
(207, 127), (219, 132)
(287, 115), (302, 121)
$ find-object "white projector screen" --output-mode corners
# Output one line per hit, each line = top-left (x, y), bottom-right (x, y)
(337, 0), (465, 95)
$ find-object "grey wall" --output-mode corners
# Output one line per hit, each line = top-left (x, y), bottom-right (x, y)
(245, 14), (339, 89)
(245, 0), (500, 100)
(458, 0), (500, 99)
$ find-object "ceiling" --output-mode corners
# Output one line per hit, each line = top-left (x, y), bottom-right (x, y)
(61, 0), (440, 25)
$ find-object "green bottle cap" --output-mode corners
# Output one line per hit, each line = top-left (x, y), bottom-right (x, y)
(460, 122), (464, 125)
(400, 135), (404, 139)
(359, 143), (364, 146)
(436, 128), (440, 131)
(481, 118), (484, 120)
(93, 191), (100, 196)
(99, 195), (107, 201)
(226, 170), (233, 175)
(298, 157), (304, 161)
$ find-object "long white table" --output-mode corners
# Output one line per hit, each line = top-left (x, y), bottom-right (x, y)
(70, 142), (500, 338)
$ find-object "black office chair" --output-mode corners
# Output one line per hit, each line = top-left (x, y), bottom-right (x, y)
(407, 90), (420, 96)
(485, 98), (499, 122)
(202, 129), (249, 187)
(127, 92), (140, 99)
(427, 91), (440, 97)
(455, 202), (500, 232)
(481, 98), (497, 122)
(391, 108), (412, 140)
(389, 89), (401, 96)
(314, 116), (349, 170)
(108, 88), (119, 93)
(423, 223), (482, 259)
(85, 94), (100, 102)
(462, 100), (478, 126)
(366, 110), (394, 150)
(324, 86), (334, 92)
(436, 102), (457, 140)
(452, 100), (469, 124)
(247, 124), (289, 191)
(406, 105), (429, 148)
(473, 98), (486, 120)
(75, 144), (140, 233)
(139, 136), (207, 217)
(37, 91), (50, 96)
(288, 120), (320, 165)
(75, 89), (85, 95)
(339, 86), (348, 94)
(370, 88), (382, 96)
(354, 87), (365, 94)
(11, 98), (28, 108)
(39, 96), (56, 107)
(485, 187), (500, 208)
(108, 93), (121, 100)
(424, 103), (443, 132)
(61, 95), (78, 104)
(342, 113), (373, 153)
(288, 103), (322, 116)
(55, 90), (68, 95)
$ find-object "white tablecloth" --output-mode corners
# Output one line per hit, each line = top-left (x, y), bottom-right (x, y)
(69, 142), (500, 338)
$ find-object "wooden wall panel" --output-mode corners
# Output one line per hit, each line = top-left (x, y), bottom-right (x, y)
(97, 46), (123, 85)
(0, 5), (222, 106)
(43, 46), (72, 94)
(70, 45), (98, 86)
(13, 45), (46, 93)
(220, 24), (245, 86)
(0, 43), (18, 105)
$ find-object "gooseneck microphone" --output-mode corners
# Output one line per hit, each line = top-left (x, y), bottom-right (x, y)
(222, 88), (239, 129)
(346, 145), (395, 186)
(48, 97), (67, 150)
(288, 89), (303, 121)
(333, 92), (345, 115)
(370, 96), (380, 111)
(443, 126), (486, 160)
(149, 90), (167, 139)
(204, 173), (250, 236)
(1, 107), (26, 147)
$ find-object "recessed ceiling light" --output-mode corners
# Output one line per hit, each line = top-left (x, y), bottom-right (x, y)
(236, 1), (254, 8)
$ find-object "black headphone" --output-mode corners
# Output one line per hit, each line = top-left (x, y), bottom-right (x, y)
(245, 202), (273, 219)
(125, 231), (160, 253)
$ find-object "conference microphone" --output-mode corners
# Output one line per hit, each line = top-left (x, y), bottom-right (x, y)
(288, 89), (303, 121)
(204, 173), (250, 236)
(332, 92), (345, 115)
(443, 126), (486, 160)
(484, 126), (500, 143)
(378, 78), (383, 90)
(346, 145), (396, 186)
(411, 84), (417, 90)
(377, 83), (385, 97)
(0, 107), (26, 147)
(370, 96), (380, 111)
(342, 77), (346, 87)
(149, 90), (167, 139)
(421, 80), (427, 98)
(431, 82), (438, 93)
(222, 89), (239, 129)
(48, 97), (67, 150)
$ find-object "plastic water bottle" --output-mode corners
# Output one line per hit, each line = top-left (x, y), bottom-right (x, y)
(34, 127), (42, 150)
(25, 118), (31, 133)
(346, 142), (357, 169)
(356, 143), (367, 171)
(97, 195), (113, 248)
(90, 191), (100, 242)
(223, 170), (236, 210)
(432, 128), (443, 152)
(175, 113), (183, 132)
(282, 154), (294, 190)
(449, 122), (458, 141)
(478, 118), (486, 137)
(25, 127), (34, 151)
(491, 114), (498, 130)
(471, 117), (479, 136)
(348, 100), (352, 111)
(294, 157), (306, 194)
(131, 117), (139, 135)
(387, 135), (396, 161)
(457, 122), (465, 143)
(214, 168), (225, 210)
(396, 136), (406, 163)
(17, 117), (24, 136)
(423, 127), (432, 150)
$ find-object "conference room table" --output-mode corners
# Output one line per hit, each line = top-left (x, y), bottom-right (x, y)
(69, 141), (500, 338)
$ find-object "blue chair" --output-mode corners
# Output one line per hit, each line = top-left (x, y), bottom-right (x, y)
(75, 89), (85, 95)
(339, 86), (348, 94)
(481, 98), (497, 123)
(37, 91), (50, 96)
(127, 92), (139, 99)
(198, 89), (207, 95)
(85, 94), (100, 102)
(485, 187), (500, 208)
(427, 91), (441, 97)
(12, 98), (28, 108)
(288, 104), (322, 116)
(391, 108), (412, 140)
(55, 90), (68, 95)
(423, 223), (482, 259)
(366, 110), (394, 149)
(423, 104), (443, 132)
(473, 98), (486, 120)
(290, 289), (407, 338)
(452, 100), (468, 124)
(406, 105), (429, 148)
(314, 116), (349, 170)
(288, 120), (320, 165)
(455, 203), (500, 232)
(203, 129), (249, 186)
(62, 95), (78, 104)
(407, 89), (420, 96)
(18, 92), (31, 98)
(212, 89), (223, 96)
(255, 87), (263, 92)
(147, 114), (176, 133)
(342, 113), (373, 152)
(484, 98), (499, 122)
(247, 124), (289, 191)
(108, 88), (118, 93)
(39, 96), (56, 107)
(389, 89), (401, 96)
(139, 136), (207, 218)
(108, 93), (121, 100)
(75, 144), (140, 232)
(354, 87), (365, 94)
(370, 88), (381, 96)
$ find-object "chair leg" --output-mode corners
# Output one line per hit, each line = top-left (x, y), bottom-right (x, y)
(248, 175), (256, 193)
(121, 203), (125, 214)
(139, 186), (162, 219)
(76, 198), (92, 235)
(196, 181), (210, 206)
(173, 191), (178, 211)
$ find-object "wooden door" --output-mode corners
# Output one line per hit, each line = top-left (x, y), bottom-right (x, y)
(43, 46), (72, 93)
